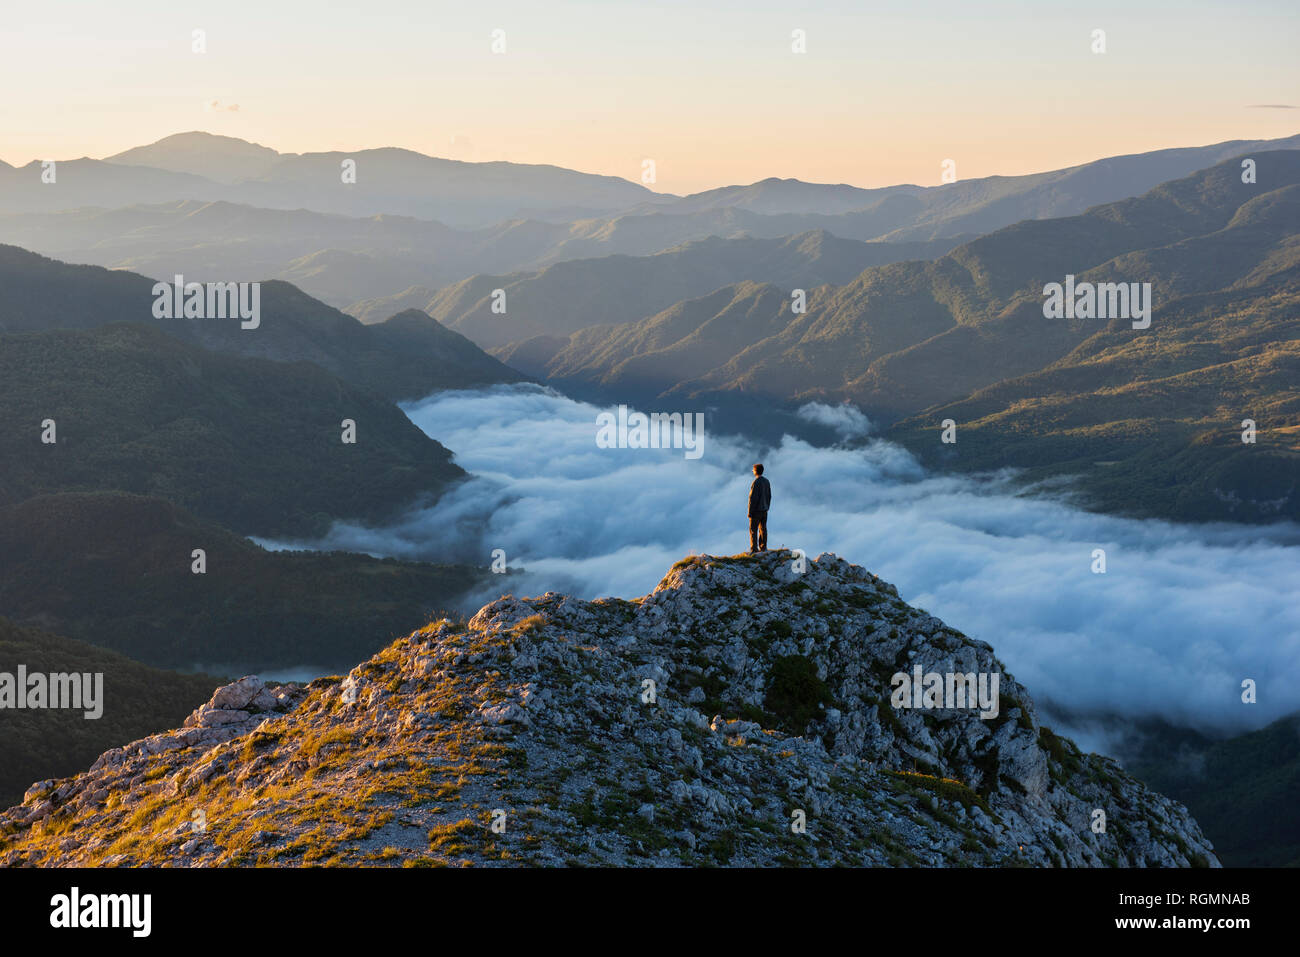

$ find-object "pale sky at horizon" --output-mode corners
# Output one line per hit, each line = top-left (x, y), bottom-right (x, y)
(2, 0), (1296, 194)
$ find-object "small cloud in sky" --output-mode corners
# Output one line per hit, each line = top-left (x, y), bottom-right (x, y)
(796, 401), (874, 439)
(1245, 103), (1296, 109)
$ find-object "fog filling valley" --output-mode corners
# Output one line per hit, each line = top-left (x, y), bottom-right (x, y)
(259, 384), (1300, 752)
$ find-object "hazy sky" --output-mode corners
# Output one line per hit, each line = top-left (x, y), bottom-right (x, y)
(2, 0), (1296, 194)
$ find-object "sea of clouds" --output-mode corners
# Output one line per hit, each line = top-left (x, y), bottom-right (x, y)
(259, 384), (1300, 746)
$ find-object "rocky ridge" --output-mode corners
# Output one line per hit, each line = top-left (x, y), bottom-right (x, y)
(0, 550), (1218, 867)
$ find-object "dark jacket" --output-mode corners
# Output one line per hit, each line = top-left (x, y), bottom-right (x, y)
(748, 475), (771, 516)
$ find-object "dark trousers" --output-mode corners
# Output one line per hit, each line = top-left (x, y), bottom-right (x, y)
(749, 511), (768, 551)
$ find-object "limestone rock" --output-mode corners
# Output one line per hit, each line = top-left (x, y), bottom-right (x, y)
(0, 549), (1218, 869)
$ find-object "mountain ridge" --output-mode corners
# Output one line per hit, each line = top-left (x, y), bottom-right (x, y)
(519, 152), (1300, 522)
(0, 550), (1219, 868)
(4, 132), (1297, 284)
(0, 243), (522, 402)
(0, 322), (467, 538)
(0, 491), (488, 671)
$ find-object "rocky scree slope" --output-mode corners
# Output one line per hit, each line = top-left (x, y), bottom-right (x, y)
(0, 550), (1217, 867)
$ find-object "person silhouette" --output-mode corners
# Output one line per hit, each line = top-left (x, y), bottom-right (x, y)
(748, 463), (770, 553)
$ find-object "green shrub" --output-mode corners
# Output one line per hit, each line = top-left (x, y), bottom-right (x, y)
(764, 655), (833, 733)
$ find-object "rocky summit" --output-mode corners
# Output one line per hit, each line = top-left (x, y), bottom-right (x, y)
(0, 550), (1218, 867)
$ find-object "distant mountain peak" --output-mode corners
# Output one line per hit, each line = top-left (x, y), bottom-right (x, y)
(104, 131), (281, 184)
(119, 130), (278, 152)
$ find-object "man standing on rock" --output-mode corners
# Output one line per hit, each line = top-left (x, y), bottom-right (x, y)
(748, 463), (771, 553)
